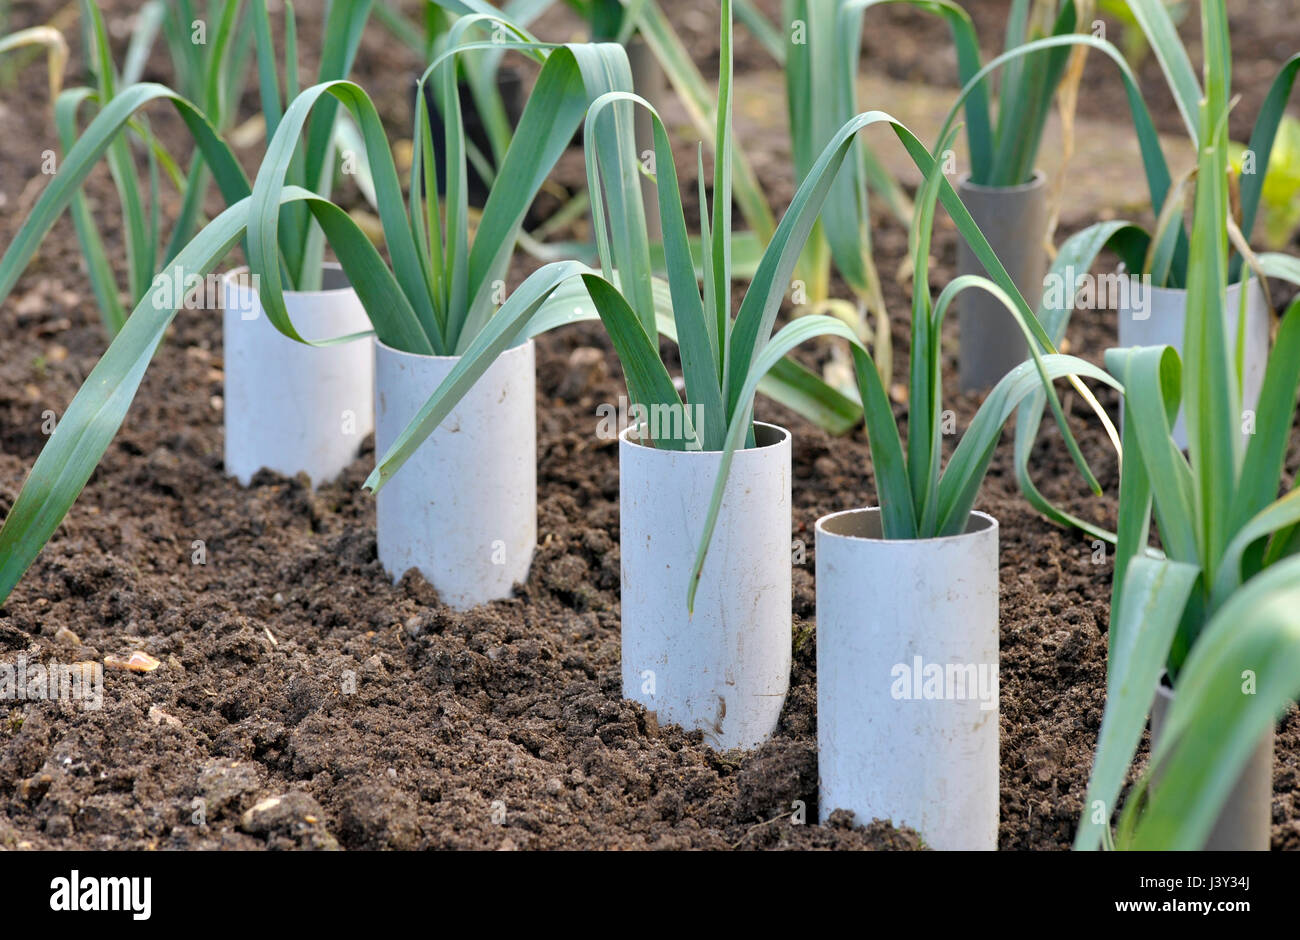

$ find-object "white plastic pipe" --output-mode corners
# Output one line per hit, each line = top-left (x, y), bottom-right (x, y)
(815, 508), (999, 850)
(1118, 277), (1268, 449)
(957, 171), (1047, 392)
(222, 264), (374, 487)
(1150, 681), (1274, 850)
(374, 338), (536, 611)
(619, 422), (792, 751)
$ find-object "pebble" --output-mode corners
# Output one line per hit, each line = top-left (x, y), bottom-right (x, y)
(148, 706), (182, 729)
(557, 346), (607, 399)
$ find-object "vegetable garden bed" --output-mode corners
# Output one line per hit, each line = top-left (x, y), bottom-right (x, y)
(0, 0), (1298, 852)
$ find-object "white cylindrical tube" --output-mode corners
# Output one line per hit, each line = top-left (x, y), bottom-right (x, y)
(1118, 277), (1268, 448)
(374, 338), (536, 611)
(815, 507), (1000, 850)
(222, 264), (374, 487)
(1150, 681), (1274, 850)
(956, 171), (1047, 392)
(619, 422), (792, 751)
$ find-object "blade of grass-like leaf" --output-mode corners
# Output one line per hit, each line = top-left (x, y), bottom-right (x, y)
(250, 0), (283, 138)
(1104, 345), (1198, 561)
(697, 147), (722, 380)
(411, 92), (446, 334)
(160, 0), (200, 95)
(0, 26), (68, 104)
(1183, 100), (1236, 588)
(712, 0), (735, 389)
(526, 272), (863, 435)
(1109, 382), (1158, 632)
(633, 0), (777, 244)
(990, 0), (1078, 187)
(432, 24), (473, 345)
(648, 100), (724, 446)
(581, 273), (699, 452)
(121, 1), (165, 85)
(202, 0), (242, 122)
(1071, 555), (1200, 850)
(302, 0), (374, 196)
(80, 0), (155, 306)
(1143, 165), (1193, 285)
(462, 40), (648, 351)
(1123, 0), (1202, 142)
(792, 0), (893, 326)
(727, 108), (1103, 501)
(1212, 488), (1300, 610)
(992, 0), (1030, 184)
(53, 87), (127, 334)
(907, 123), (962, 532)
(937, 33), (1173, 239)
(164, 158), (212, 266)
(935, 342), (1122, 538)
(1200, 0), (1230, 132)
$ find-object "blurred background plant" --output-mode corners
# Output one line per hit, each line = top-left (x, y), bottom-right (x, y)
(1230, 114), (1300, 251)
(0, 20), (68, 105)
(1096, 0), (1188, 67)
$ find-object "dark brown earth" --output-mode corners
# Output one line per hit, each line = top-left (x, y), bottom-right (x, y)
(0, 1), (1297, 851)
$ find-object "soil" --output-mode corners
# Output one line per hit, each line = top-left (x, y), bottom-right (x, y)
(0, 0), (1297, 851)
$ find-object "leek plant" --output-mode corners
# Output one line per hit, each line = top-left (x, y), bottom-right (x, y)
(1074, 0), (1300, 850)
(0, 24), (249, 337)
(823, 0), (1089, 393)
(245, 14), (646, 358)
(0, 0), (375, 598)
(834, 0), (1084, 190)
(1118, 0), (1300, 288)
(1013, 1), (1300, 538)
(56, 0), (257, 331)
(374, 0), (538, 199)
(891, 17), (1191, 539)
(358, 0), (864, 489)
(116, 0), (257, 242)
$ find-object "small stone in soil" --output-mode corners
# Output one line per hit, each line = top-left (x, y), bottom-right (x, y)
(148, 706), (182, 728)
(104, 651), (161, 673)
